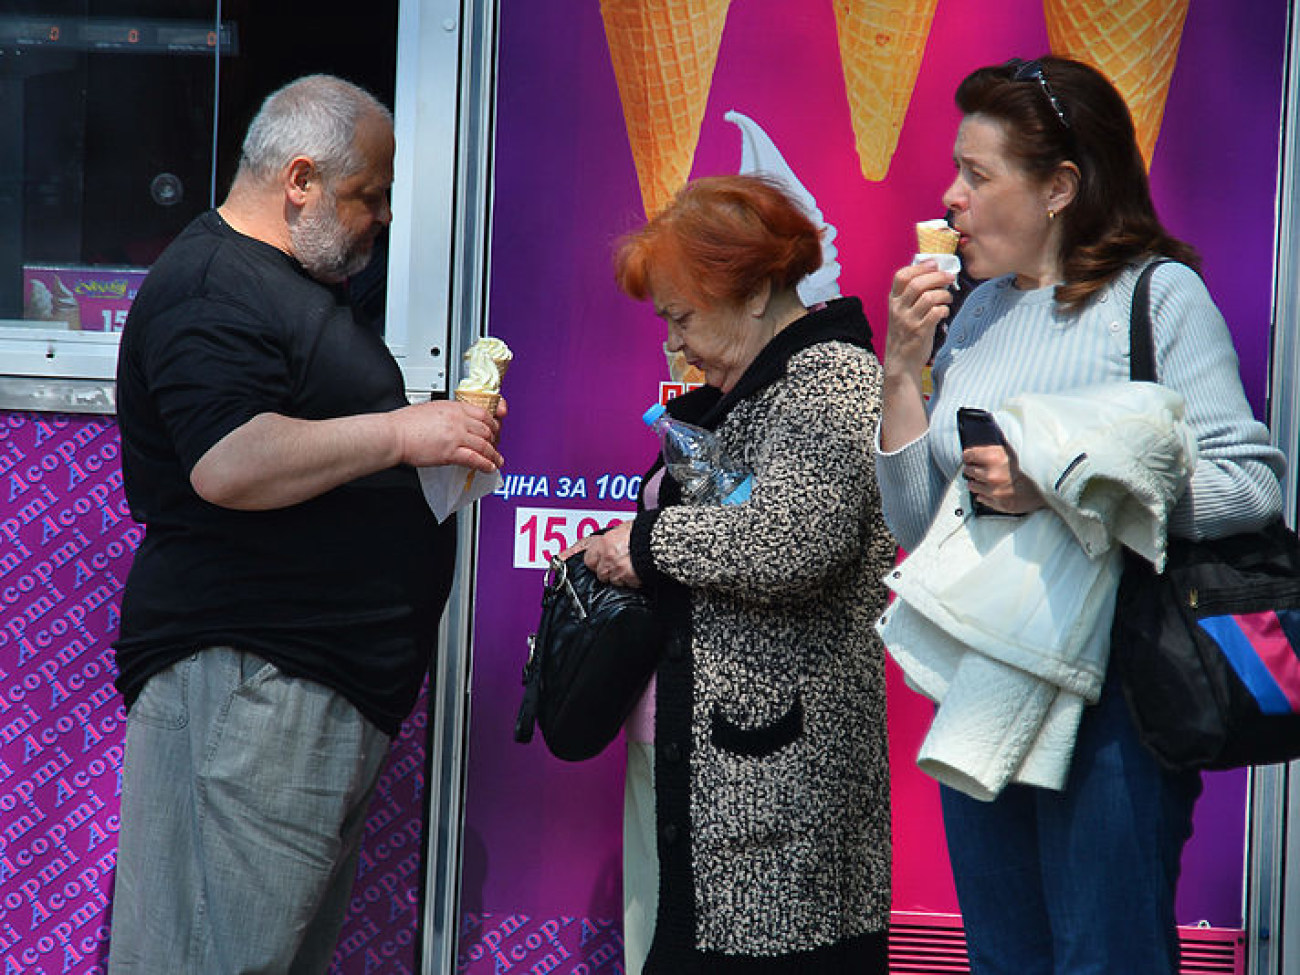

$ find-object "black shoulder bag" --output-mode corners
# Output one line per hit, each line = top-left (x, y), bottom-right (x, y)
(1112, 260), (1300, 770)
(514, 552), (665, 762)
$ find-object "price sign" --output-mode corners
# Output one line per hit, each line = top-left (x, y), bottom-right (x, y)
(513, 506), (632, 569)
(21, 265), (147, 333)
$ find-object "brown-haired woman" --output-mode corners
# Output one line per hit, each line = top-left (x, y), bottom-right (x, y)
(572, 174), (895, 973)
(877, 56), (1283, 973)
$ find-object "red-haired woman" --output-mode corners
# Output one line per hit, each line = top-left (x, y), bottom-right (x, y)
(572, 174), (894, 973)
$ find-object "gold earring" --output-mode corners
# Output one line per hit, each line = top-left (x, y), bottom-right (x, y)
(1047, 208), (1056, 221)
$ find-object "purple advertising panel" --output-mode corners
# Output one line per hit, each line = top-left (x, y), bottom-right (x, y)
(0, 414), (128, 975)
(460, 0), (1289, 969)
(0, 413), (430, 974)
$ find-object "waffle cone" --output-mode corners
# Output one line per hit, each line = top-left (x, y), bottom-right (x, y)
(601, 0), (732, 217)
(664, 345), (705, 385)
(455, 389), (501, 415)
(916, 222), (959, 255)
(1044, 0), (1189, 169)
(833, 0), (940, 182)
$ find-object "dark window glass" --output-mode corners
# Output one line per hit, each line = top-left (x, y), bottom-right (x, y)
(3, 1), (397, 329)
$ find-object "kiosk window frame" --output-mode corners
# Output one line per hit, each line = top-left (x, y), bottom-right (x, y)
(0, 0), (459, 412)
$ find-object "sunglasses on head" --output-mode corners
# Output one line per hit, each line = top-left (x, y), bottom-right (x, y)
(1006, 58), (1071, 131)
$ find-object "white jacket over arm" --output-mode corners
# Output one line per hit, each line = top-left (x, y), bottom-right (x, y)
(878, 384), (1196, 800)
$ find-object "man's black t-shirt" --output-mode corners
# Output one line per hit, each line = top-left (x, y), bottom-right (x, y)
(113, 211), (454, 735)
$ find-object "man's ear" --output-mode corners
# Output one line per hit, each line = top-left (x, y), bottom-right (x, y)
(284, 156), (316, 208)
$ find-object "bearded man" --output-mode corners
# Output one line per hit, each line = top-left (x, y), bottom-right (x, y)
(108, 75), (502, 974)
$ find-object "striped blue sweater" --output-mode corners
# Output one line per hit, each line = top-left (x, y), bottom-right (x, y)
(877, 261), (1284, 551)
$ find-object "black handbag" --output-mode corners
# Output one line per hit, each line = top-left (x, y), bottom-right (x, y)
(1112, 260), (1300, 770)
(514, 552), (665, 762)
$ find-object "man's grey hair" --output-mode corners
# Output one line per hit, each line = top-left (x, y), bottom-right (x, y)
(237, 74), (392, 185)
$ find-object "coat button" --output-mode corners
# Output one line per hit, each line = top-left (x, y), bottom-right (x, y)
(668, 641), (686, 661)
(662, 742), (683, 763)
(661, 823), (680, 845)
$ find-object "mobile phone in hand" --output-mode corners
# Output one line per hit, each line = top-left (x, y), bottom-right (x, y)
(957, 407), (1007, 449)
(957, 407), (1007, 515)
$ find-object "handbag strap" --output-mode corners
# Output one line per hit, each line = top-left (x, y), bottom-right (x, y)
(1129, 258), (1173, 383)
(514, 554), (596, 745)
(514, 558), (568, 744)
(514, 632), (541, 743)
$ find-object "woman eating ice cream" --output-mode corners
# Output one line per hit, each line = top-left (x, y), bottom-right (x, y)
(876, 55), (1283, 973)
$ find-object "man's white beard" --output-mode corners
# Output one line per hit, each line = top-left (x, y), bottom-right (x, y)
(290, 192), (373, 284)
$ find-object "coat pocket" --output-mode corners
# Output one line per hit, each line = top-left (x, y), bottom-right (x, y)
(710, 694), (804, 758)
(699, 694), (808, 852)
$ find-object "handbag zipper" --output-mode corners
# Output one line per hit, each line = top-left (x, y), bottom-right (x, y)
(1185, 581), (1300, 616)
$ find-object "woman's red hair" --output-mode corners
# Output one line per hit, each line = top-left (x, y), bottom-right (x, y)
(613, 174), (822, 308)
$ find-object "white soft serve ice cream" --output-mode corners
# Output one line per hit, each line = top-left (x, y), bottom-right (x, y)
(467, 337), (512, 381)
(456, 343), (504, 396)
(726, 109), (842, 306)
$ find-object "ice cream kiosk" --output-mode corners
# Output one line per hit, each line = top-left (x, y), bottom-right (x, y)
(4, 1), (1300, 973)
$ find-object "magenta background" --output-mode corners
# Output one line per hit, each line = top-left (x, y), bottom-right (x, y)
(460, 0), (1290, 965)
(0, 414), (430, 973)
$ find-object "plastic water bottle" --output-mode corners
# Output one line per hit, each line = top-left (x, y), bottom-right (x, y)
(642, 403), (753, 505)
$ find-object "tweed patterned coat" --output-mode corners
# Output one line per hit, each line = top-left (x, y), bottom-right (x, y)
(628, 297), (895, 973)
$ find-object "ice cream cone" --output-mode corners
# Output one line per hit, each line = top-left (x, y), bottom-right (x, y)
(833, 0), (940, 182)
(916, 219), (959, 255)
(664, 344), (705, 385)
(600, 0), (732, 217)
(455, 388), (501, 416)
(1044, 0), (1190, 169)
(455, 388), (501, 492)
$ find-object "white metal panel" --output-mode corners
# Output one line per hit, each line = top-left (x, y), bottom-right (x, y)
(417, 1), (498, 973)
(386, 0), (463, 396)
(1254, 3), (1300, 973)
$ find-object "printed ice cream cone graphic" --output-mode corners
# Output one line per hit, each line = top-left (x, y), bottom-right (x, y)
(27, 276), (82, 329)
(1044, 0), (1190, 169)
(664, 344), (705, 385)
(833, 0), (940, 182)
(726, 110), (843, 305)
(601, 0), (732, 217)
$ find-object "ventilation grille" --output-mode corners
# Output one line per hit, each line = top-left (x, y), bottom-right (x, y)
(888, 912), (1245, 974)
(889, 913), (971, 972)
(1178, 925), (1247, 974)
